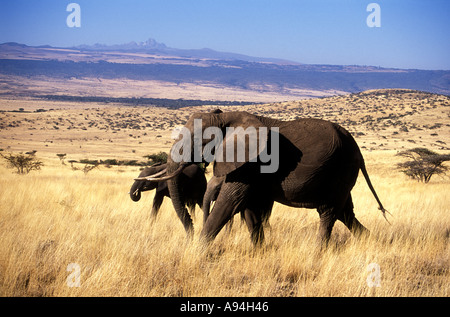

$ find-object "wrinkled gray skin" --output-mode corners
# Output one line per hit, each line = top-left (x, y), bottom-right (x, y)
(202, 175), (224, 225)
(203, 175), (271, 232)
(166, 110), (388, 247)
(130, 163), (206, 231)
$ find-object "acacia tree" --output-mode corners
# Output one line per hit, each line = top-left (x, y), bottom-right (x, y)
(396, 148), (450, 183)
(56, 153), (67, 165)
(1, 151), (43, 174)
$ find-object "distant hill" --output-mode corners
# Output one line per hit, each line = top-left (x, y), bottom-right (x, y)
(0, 40), (449, 99)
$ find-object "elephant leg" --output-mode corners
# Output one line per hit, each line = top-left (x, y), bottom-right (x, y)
(317, 206), (337, 246)
(202, 180), (221, 225)
(202, 190), (214, 226)
(196, 197), (203, 220)
(200, 182), (249, 244)
(150, 193), (164, 220)
(201, 202), (235, 244)
(338, 194), (369, 238)
(243, 208), (265, 247)
(187, 202), (197, 221)
(244, 197), (274, 247)
(203, 203), (211, 226)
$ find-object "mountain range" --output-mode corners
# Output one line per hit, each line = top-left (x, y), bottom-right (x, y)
(0, 38), (449, 101)
(73, 38), (296, 65)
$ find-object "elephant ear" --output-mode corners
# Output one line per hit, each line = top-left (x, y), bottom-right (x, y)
(213, 112), (268, 177)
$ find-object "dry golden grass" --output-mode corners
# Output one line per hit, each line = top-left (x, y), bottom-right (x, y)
(0, 89), (449, 297)
(0, 151), (448, 297)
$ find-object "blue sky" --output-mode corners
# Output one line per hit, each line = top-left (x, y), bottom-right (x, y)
(0, 0), (449, 70)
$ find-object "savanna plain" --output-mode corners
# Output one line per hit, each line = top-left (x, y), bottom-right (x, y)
(0, 89), (449, 297)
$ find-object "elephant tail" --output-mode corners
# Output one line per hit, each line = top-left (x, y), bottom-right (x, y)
(360, 160), (392, 224)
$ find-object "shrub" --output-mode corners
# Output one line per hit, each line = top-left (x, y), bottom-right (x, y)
(82, 163), (98, 175)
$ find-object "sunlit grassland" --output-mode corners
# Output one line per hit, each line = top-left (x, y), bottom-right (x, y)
(0, 151), (448, 297)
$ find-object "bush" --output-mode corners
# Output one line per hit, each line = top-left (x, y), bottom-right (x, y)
(79, 158), (148, 167)
(79, 159), (99, 165)
(396, 148), (450, 183)
(144, 152), (168, 164)
(1, 152), (43, 174)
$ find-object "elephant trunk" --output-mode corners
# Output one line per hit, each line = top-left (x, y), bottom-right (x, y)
(202, 186), (215, 225)
(167, 160), (194, 238)
(129, 181), (143, 202)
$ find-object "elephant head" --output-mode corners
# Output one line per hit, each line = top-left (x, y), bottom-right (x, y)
(167, 110), (277, 175)
(129, 163), (168, 202)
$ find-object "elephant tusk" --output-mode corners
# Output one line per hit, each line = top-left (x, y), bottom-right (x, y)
(134, 163), (188, 182)
(132, 188), (140, 196)
(134, 168), (167, 181)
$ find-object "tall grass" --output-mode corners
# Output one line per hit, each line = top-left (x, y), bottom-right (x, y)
(0, 152), (448, 297)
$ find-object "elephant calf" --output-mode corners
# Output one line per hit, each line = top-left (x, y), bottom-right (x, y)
(130, 163), (207, 229)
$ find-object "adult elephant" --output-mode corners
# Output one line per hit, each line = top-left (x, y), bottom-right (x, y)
(130, 162), (207, 236)
(152, 110), (388, 246)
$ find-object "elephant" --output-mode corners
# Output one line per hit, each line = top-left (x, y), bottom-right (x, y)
(130, 162), (207, 234)
(151, 110), (389, 247)
(203, 175), (271, 232)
